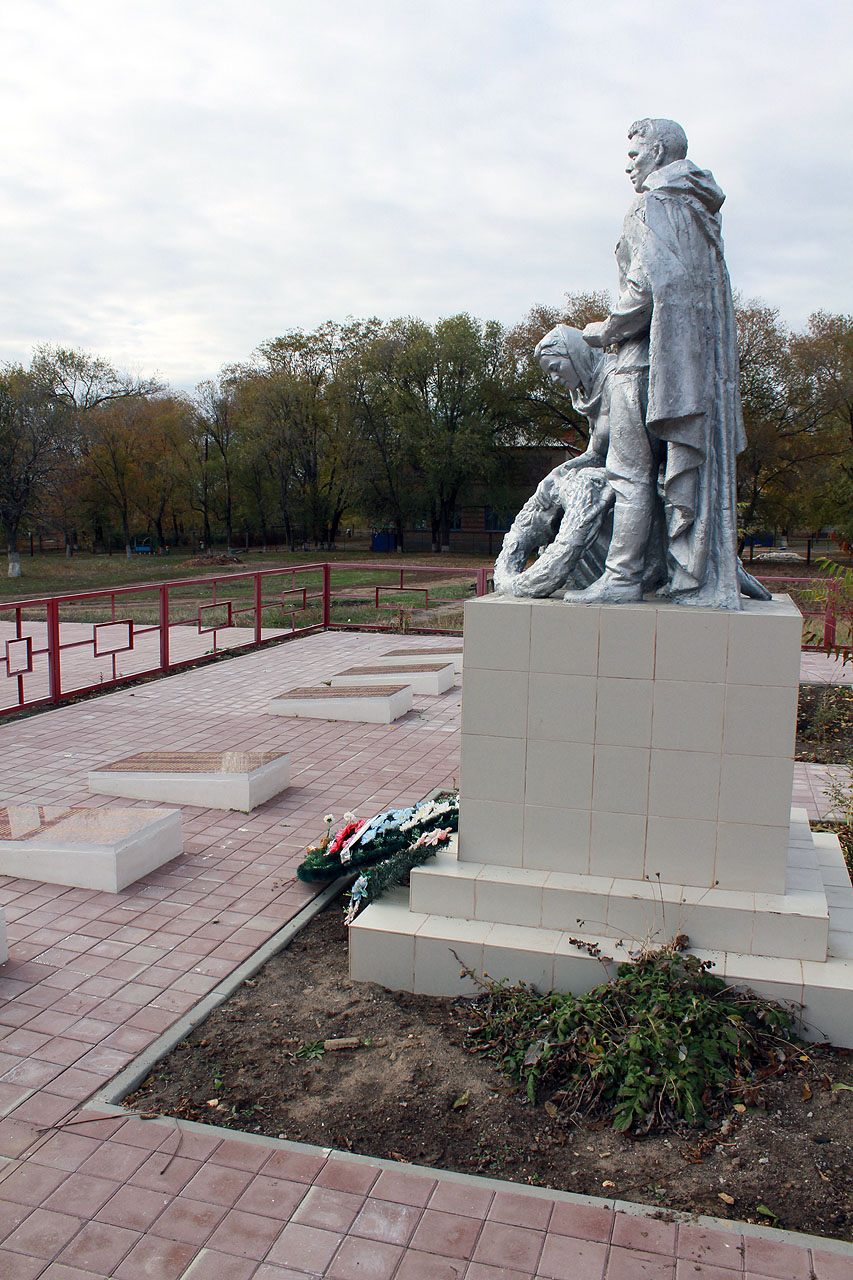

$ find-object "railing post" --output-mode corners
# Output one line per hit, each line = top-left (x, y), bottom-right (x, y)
(159, 585), (170, 672)
(46, 598), (61, 703)
(825, 582), (838, 650)
(254, 572), (263, 645)
(322, 563), (331, 628)
(475, 567), (489, 596)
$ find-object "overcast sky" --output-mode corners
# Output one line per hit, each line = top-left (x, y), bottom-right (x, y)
(1, 0), (850, 390)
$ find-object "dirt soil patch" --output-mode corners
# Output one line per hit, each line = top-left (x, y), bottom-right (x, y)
(797, 684), (853, 764)
(125, 901), (853, 1242)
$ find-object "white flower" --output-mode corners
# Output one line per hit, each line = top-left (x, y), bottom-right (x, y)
(324, 813), (334, 823)
(343, 811), (357, 823)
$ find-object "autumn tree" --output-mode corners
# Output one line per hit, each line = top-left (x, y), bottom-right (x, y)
(0, 366), (67, 577)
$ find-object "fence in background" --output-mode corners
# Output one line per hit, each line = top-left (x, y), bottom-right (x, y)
(0, 562), (489, 717)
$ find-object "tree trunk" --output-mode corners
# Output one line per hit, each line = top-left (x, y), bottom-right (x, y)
(7, 548), (21, 578)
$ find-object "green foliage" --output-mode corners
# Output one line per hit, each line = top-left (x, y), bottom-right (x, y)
(466, 945), (799, 1134)
(344, 840), (440, 918)
(297, 793), (458, 883)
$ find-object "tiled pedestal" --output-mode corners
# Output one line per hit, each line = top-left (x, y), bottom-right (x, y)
(0, 804), (183, 892)
(268, 684), (413, 723)
(350, 594), (853, 1048)
(89, 750), (291, 811)
(331, 662), (456, 695)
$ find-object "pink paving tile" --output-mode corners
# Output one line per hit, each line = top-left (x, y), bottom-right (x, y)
(2, 1207), (85, 1258)
(209, 1135), (273, 1172)
(675, 1262), (742, 1280)
(56, 1220), (141, 1273)
(95, 1183), (172, 1231)
(473, 1221), (546, 1272)
(394, 1250), (468, 1280)
(205, 1206), (287, 1260)
(612, 1214), (678, 1255)
(428, 1180), (495, 1218)
(260, 1147), (327, 1183)
(42, 1170), (120, 1217)
(548, 1201), (614, 1243)
(537, 1233), (609, 1279)
(677, 1225), (744, 1270)
(292, 1185), (366, 1233)
(180, 1249), (261, 1279)
(77, 1139), (150, 1181)
(604, 1245), (674, 1278)
(265, 1221), (344, 1271)
(23, 1130), (102, 1171)
(408, 1206), (482, 1260)
(312, 1155), (379, 1195)
(113, 1233), (198, 1280)
(466, 1264), (536, 1280)
(350, 1196), (422, 1245)
(368, 1168), (437, 1208)
(0, 1115), (41, 1157)
(326, 1235), (404, 1279)
(233, 1173), (308, 1219)
(128, 1149), (203, 1195)
(811, 1247), (853, 1279)
(182, 1161), (257, 1207)
(253, 1265), (317, 1280)
(150, 1195), (229, 1244)
(0, 1198), (36, 1241)
(0, 1247), (47, 1278)
(742, 1234), (814, 1278)
(488, 1189), (553, 1231)
(0, 1159), (69, 1204)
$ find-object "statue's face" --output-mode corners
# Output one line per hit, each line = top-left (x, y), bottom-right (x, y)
(540, 354), (580, 391)
(626, 132), (663, 191)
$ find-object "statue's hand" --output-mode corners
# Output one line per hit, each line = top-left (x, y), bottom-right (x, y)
(582, 321), (607, 348)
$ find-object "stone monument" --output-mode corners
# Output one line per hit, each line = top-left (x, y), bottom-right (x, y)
(350, 120), (853, 1049)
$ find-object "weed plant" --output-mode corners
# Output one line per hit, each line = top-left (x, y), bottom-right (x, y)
(466, 943), (800, 1134)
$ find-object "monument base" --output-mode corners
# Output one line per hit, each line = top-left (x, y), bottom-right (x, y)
(349, 593), (853, 1047)
(349, 818), (853, 1046)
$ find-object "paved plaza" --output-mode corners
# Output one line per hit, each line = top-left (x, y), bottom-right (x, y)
(0, 630), (850, 1278)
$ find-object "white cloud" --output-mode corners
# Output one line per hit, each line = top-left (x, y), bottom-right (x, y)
(0, 0), (850, 387)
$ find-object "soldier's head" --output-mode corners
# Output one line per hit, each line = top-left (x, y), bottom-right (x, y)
(626, 118), (688, 191)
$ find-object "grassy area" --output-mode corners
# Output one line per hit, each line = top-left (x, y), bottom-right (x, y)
(0, 548), (491, 602)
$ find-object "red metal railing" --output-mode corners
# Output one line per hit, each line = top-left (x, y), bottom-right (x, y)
(0, 562), (486, 717)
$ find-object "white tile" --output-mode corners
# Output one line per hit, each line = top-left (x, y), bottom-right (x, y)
(460, 733), (526, 804)
(483, 923), (562, 991)
(595, 677), (653, 747)
(681, 901), (754, 954)
(644, 816), (718, 887)
(591, 745), (650, 814)
(647, 749), (721, 822)
(463, 596), (532, 671)
(645, 819), (717, 890)
(541, 882), (605, 933)
(651, 681), (725, 753)
(521, 804), (591, 874)
(461, 668), (528, 738)
(552, 936), (626, 994)
(527, 673), (596, 743)
(529, 599), (600, 675)
(524, 739), (594, 810)
(714, 824), (790, 894)
(654, 609), (729, 683)
(718, 754), (795, 827)
(349, 922), (416, 992)
(474, 876), (543, 928)
(751, 905), (827, 963)
(589, 810), (647, 880)
(409, 865), (477, 919)
(725, 601), (803, 687)
(458, 798), (524, 867)
(723, 684), (799, 757)
(598, 606), (656, 679)
(413, 917), (493, 995)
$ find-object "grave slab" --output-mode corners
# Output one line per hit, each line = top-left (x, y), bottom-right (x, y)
(330, 662), (455, 695)
(377, 647), (463, 673)
(0, 804), (183, 892)
(89, 750), (290, 811)
(267, 683), (412, 724)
